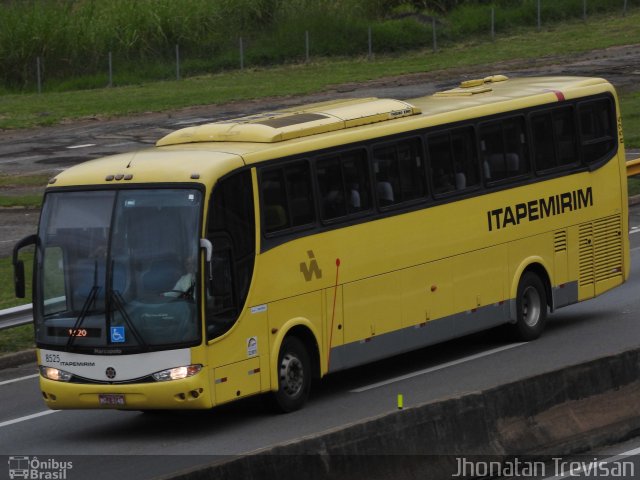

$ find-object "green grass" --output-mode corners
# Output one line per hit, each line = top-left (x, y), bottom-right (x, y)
(0, 174), (50, 187)
(0, 324), (35, 355)
(620, 90), (640, 149)
(629, 178), (640, 196)
(1, 9), (640, 129)
(0, 195), (43, 208)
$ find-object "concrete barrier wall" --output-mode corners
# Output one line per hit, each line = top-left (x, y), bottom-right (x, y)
(166, 348), (640, 480)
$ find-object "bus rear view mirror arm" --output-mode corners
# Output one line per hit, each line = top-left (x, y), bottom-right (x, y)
(200, 238), (213, 279)
(13, 234), (37, 298)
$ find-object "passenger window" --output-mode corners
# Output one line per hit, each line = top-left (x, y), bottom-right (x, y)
(531, 113), (556, 171)
(317, 149), (371, 221)
(261, 169), (289, 233)
(373, 138), (425, 207)
(261, 162), (315, 234)
(427, 127), (478, 195)
(532, 106), (577, 173)
(554, 107), (578, 167)
(579, 98), (615, 165)
(286, 163), (315, 226)
(480, 117), (529, 183)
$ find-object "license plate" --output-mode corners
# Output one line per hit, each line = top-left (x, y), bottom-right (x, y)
(99, 394), (125, 407)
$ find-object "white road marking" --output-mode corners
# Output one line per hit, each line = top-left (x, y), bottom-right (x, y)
(630, 227), (640, 235)
(0, 157), (33, 164)
(0, 374), (39, 387)
(104, 141), (137, 147)
(542, 446), (640, 479)
(350, 342), (527, 393)
(2, 155), (44, 163)
(0, 410), (59, 429)
(172, 117), (215, 126)
(66, 144), (95, 149)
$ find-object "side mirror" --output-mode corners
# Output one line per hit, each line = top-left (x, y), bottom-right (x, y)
(13, 234), (37, 299)
(14, 260), (25, 298)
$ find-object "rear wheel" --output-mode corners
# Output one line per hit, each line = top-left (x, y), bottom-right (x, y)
(510, 272), (547, 341)
(272, 336), (311, 413)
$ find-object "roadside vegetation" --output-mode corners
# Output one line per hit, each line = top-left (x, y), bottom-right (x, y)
(0, 324), (34, 355)
(621, 90), (640, 149)
(1, 0), (637, 93)
(1, 7), (640, 130)
(0, 175), (48, 208)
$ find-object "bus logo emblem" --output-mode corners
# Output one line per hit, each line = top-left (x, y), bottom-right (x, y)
(300, 250), (322, 281)
(106, 367), (116, 379)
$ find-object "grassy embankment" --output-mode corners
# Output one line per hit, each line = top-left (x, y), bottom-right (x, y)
(1, 0), (635, 93)
(2, 7), (640, 129)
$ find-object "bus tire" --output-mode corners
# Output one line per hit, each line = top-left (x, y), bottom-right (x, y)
(272, 336), (311, 413)
(510, 272), (547, 341)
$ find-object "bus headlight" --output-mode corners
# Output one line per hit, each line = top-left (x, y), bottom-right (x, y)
(40, 366), (73, 382)
(152, 364), (202, 382)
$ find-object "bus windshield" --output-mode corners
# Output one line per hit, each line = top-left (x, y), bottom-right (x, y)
(35, 188), (202, 352)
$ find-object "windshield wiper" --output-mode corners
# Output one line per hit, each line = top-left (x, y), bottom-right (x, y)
(66, 261), (100, 351)
(106, 259), (148, 350)
(110, 288), (148, 350)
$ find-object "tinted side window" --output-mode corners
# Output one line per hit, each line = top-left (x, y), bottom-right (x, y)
(428, 127), (478, 195)
(317, 149), (371, 221)
(373, 138), (425, 207)
(532, 106), (578, 172)
(579, 98), (615, 165)
(261, 162), (314, 234)
(480, 117), (530, 183)
(261, 169), (289, 233)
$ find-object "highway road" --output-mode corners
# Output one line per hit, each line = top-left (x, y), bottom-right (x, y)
(0, 205), (638, 480)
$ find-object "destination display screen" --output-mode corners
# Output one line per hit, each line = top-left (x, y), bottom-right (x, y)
(47, 327), (102, 338)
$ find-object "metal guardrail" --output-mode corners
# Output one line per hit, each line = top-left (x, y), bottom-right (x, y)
(0, 161), (639, 331)
(627, 158), (640, 177)
(0, 304), (32, 331)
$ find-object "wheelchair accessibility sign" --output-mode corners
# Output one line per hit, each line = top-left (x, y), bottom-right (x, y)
(110, 327), (125, 343)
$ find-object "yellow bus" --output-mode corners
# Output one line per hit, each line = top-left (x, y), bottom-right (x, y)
(13, 75), (629, 412)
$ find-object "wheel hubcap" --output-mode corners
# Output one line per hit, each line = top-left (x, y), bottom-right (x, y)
(522, 285), (541, 327)
(280, 353), (304, 397)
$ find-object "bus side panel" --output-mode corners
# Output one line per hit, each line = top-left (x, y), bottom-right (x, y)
(325, 285), (344, 347)
(207, 308), (270, 405)
(453, 245), (506, 313)
(508, 232), (555, 300)
(401, 258), (453, 327)
(343, 271), (403, 343)
(213, 357), (261, 405)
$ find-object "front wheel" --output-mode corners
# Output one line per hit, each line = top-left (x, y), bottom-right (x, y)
(509, 272), (547, 341)
(271, 336), (311, 413)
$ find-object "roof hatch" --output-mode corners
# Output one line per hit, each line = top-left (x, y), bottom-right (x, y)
(434, 74), (508, 97)
(156, 98), (421, 146)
